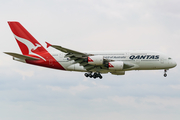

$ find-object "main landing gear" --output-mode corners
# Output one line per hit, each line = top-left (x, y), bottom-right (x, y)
(164, 69), (167, 77)
(84, 72), (103, 79)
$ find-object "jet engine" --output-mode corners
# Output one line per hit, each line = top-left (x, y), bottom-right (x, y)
(87, 56), (104, 65)
(108, 61), (124, 70)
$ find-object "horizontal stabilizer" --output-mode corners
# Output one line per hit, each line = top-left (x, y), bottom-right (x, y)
(4, 52), (40, 60)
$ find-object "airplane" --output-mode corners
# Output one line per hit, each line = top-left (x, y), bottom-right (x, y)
(4, 21), (177, 79)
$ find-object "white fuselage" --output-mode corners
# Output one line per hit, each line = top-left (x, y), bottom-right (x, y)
(51, 50), (177, 73)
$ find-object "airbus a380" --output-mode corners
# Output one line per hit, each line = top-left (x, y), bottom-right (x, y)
(4, 21), (177, 79)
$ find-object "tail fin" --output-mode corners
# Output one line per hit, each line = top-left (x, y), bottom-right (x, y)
(8, 21), (47, 55)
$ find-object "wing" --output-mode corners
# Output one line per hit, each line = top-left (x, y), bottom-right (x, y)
(46, 42), (110, 71)
(4, 52), (40, 60)
(46, 42), (134, 72)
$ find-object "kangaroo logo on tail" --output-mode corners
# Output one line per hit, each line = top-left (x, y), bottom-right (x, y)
(14, 34), (46, 61)
(33, 43), (41, 51)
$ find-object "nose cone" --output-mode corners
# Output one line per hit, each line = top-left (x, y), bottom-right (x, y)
(171, 60), (177, 68)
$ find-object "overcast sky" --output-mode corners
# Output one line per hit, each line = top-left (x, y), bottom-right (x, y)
(0, 0), (180, 120)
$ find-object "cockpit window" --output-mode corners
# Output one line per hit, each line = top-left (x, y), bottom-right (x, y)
(168, 57), (172, 60)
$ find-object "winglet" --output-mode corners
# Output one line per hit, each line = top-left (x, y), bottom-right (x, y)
(45, 42), (52, 48)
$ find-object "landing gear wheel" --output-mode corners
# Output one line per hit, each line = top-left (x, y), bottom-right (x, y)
(96, 73), (102, 79)
(84, 73), (89, 77)
(93, 73), (97, 79)
(84, 72), (103, 79)
(164, 69), (167, 77)
(84, 72), (93, 78)
(89, 74), (93, 78)
(164, 73), (167, 77)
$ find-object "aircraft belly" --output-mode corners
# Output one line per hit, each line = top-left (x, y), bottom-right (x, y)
(137, 61), (169, 70)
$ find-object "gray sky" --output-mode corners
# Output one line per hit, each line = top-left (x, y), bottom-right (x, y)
(0, 0), (180, 120)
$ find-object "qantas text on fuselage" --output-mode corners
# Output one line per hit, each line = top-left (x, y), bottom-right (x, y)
(4, 21), (177, 79)
(129, 55), (159, 60)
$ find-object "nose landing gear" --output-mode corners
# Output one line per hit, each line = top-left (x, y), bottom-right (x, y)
(84, 72), (103, 79)
(164, 69), (167, 77)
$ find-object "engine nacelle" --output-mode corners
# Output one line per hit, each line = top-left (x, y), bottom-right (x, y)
(108, 61), (124, 70)
(88, 56), (104, 65)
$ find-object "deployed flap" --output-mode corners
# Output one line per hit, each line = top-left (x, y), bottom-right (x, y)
(4, 52), (40, 60)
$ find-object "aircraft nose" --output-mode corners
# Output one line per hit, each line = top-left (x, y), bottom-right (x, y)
(172, 60), (177, 68)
